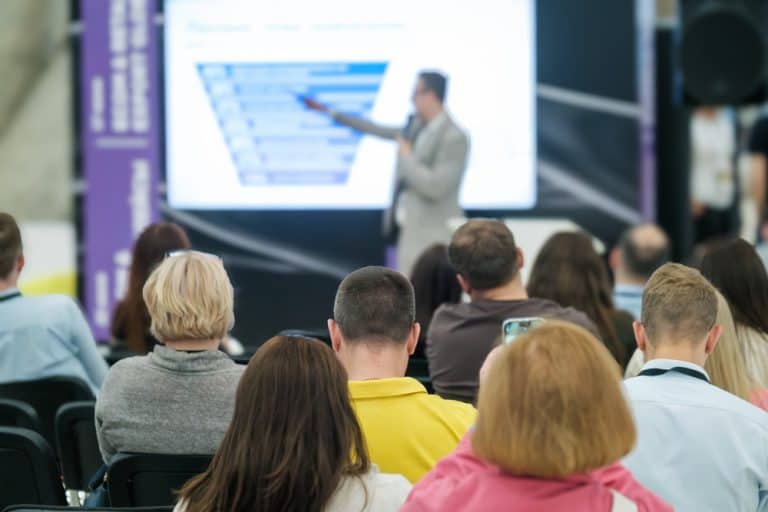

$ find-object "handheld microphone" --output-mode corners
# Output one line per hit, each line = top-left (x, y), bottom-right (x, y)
(402, 113), (417, 141)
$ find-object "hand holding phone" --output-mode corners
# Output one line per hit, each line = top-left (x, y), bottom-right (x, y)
(502, 317), (544, 344)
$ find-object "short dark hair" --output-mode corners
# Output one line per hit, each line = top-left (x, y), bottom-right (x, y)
(333, 266), (415, 343)
(449, 219), (519, 290)
(0, 213), (22, 278)
(418, 71), (448, 103)
(618, 227), (670, 279)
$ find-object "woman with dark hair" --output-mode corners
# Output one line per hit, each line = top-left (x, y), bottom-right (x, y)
(527, 232), (634, 369)
(410, 244), (462, 358)
(174, 336), (411, 512)
(700, 238), (768, 387)
(111, 222), (191, 354)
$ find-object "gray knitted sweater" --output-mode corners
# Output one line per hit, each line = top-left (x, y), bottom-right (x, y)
(95, 345), (244, 462)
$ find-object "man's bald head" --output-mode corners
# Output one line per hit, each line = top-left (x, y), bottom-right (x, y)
(614, 224), (670, 283)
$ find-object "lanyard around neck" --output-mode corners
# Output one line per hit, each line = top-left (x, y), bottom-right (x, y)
(638, 366), (710, 383)
(0, 291), (21, 304)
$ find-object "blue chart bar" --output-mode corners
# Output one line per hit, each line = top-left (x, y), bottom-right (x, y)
(197, 62), (388, 186)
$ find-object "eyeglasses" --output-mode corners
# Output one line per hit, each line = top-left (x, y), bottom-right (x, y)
(165, 250), (221, 261)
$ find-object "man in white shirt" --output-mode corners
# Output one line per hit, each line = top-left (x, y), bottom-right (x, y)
(690, 107), (736, 243)
(623, 262), (768, 512)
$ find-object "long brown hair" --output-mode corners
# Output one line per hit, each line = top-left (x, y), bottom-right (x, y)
(177, 336), (370, 512)
(410, 244), (462, 349)
(700, 238), (768, 335)
(111, 222), (190, 352)
(527, 232), (626, 366)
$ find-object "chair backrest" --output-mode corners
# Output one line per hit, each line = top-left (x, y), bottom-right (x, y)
(406, 357), (434, 393)
(2, 507), (172, 512)
(0, 427), (67, 509)
(107, 453), (212, 507)
(0, 377), (94, 454)
(54, 401), (101, 491)
(277, 328), (332, 346)
(0, 399), (41, 432)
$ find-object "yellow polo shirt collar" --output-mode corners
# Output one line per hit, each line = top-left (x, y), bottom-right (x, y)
(349, 377), (426, 400)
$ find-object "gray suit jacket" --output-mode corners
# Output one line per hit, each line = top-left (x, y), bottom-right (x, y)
(332, 111), (469, 273)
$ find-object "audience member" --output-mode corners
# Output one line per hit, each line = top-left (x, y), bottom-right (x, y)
(95, 251), (244, 461)
(747, 113), (768, 240)
(401, 322), (672, 512)
(700, 238), (768, 387)
(528, 231), (635, 369)
(427, 219), (597, 403)
(175, 336), (410, 512)
(0, 212), (107, 394)
(626, 288), (768, 411)
(707, 290), (768, 410)
(111, 222), (191, 354)
(328, 266), (475, 483)
(690, 107), (736, 243)
(623, 263), (768, 512)
(609, 224), (670, 320)
(410, 243), (462, 358)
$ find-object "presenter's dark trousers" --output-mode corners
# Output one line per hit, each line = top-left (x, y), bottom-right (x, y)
(694, 206), (734, 245)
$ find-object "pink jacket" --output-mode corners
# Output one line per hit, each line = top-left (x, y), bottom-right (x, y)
(400, 433), (673, 512)
(751, 387), (768, 412)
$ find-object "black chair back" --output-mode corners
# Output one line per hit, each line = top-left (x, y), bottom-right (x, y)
(2, 507), (171, 512)
(0, 427), (66, 509)
(0, 399), (41, 432)
(55, 401), (101, 491)
(107, 453), (212, 507)
(0, 377), (94, 454)
(406, 357), (434, 393)
(277, 328), (331, 346)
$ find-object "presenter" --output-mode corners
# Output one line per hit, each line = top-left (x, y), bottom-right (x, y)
(304, 71), (469, 274)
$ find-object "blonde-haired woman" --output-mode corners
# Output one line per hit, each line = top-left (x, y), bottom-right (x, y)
(625, 290), (768, 411)
(95, 251), (245, 462)
(401, 322), (671, 512)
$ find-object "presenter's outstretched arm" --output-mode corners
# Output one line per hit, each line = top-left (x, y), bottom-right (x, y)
(302, 97), (400, 140)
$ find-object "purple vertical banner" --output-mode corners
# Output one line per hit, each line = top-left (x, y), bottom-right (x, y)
(636, 0), (656, 221)
(81, 0), (160, 341)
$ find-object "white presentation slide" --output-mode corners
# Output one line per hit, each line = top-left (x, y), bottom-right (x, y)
(165, 0), (535, 210)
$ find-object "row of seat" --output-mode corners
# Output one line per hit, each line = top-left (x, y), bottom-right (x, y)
(5, 507), (171, 511)
(0, 375), (214, 510)
(0, 426), (212, 509)
(0, 399), (99, 495)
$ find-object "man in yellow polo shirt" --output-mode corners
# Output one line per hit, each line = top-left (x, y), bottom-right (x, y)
(328, 266), (476, 483)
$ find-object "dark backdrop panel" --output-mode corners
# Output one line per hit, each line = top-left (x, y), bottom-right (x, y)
(165, 210), (387, 346)
(539, 100), (639, 208)
(529, 0), (645, 246)
(537, 0), (637, 101)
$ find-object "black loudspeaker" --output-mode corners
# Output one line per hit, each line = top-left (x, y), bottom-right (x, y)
(680, 0), (767, 105)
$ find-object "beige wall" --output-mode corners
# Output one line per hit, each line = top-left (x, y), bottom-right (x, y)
(0, 1), (72, 221)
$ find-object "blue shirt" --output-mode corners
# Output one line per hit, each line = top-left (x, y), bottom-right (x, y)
(0, 288), (108, 395)
(623, 359), (768, 512)
(613, 284), (644, 320)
